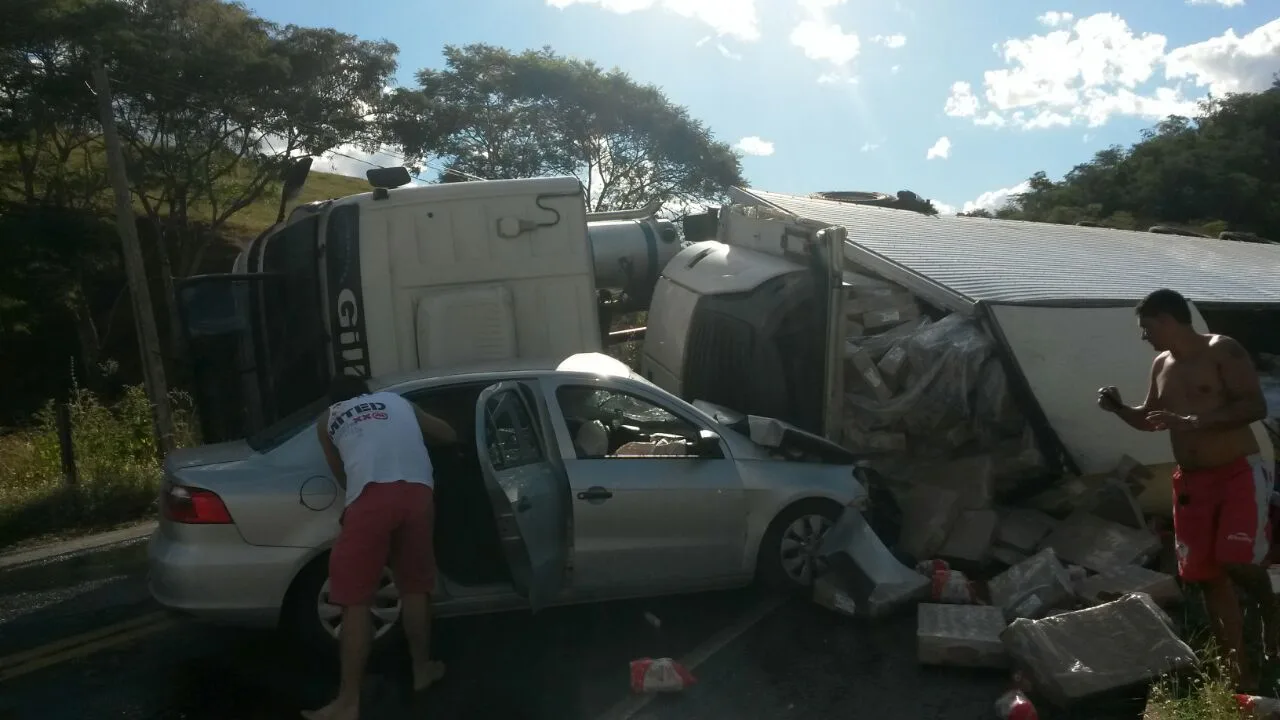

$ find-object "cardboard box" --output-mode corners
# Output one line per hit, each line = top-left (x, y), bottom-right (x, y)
(995, 507), (1059, 554)
(861, 302), (921, 331)
(845, 344), (894, 402)
(876, 344), (908, 391)
(938, 509), (998, 565)
(988, 548), (1074, 621)
(1040, 513), (1162, 573)
(918, 604), (1009, 669)
(1078, 566), (1182, 607)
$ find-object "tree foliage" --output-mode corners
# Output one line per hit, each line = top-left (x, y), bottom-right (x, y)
(390, 44), (746, 211)
(985, 81), (1280, 241)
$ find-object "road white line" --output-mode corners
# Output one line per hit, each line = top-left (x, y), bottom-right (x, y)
(594, 594), (787, 720)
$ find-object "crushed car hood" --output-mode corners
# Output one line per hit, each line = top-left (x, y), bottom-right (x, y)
(693, 401), (857, 464)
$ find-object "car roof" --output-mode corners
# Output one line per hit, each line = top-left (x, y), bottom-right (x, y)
(369, 352), (655, 392)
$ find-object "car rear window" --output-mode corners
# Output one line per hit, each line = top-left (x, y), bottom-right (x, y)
(246, 396), (330, 453)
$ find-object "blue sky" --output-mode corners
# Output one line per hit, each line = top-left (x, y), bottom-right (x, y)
(243, 0), (1280, 213)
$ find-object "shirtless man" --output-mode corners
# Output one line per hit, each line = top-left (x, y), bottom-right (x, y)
(1098, 288), (1276, 689)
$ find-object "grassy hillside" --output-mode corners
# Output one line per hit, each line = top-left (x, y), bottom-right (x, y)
(222, 168), (371, 241)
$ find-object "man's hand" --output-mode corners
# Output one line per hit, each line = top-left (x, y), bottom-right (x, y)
(1145, 410), (1198, 431)
(1097, 386), (1123, 412)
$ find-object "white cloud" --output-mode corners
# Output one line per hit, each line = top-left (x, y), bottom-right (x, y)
(791, 19), (861, 66)
(817, 71), (858, 84)
(695, 35), (712, 47)
(1187, 0), (1245, 6)
(860, 141), (880, 152)
(735, 136), (776, 156)
(926, 136), (951, 160)
(716, 43), (743, 60)
(943, 81), (979, 117)
(960, 181), (1032, 214)
(790, 0), (861, 72)
(1037, 11), (1073, 27)
(933, 201), (957, 216)
(1164, 18), (1280, 95)
(941, 12), (1279, 130)
(872, 34), (907, 49)
(890, 64), (900, 74)
(546, 0), (760, 41)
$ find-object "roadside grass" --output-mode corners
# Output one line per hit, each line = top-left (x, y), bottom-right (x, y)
(1145, 590), (1280, 718)
(0, 385), (195, 551)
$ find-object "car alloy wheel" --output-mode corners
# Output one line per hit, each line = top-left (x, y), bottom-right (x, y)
(779, 513), (834, 585)
(316, 566), (402, 641)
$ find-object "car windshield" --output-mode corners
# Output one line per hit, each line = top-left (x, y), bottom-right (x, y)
(589, 390), (678, 424)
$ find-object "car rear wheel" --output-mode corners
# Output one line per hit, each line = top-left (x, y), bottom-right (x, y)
(286, 556), (403, 655)
(757, 499), (842, 591)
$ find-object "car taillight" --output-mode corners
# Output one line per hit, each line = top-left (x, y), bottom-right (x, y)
(163, 484), (233, 524)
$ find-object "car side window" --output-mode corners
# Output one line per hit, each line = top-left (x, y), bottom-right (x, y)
(555, 385), (702, 459)
(483, 388), (545, 470)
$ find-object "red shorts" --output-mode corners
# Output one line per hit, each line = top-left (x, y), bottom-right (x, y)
(329, 480), (437, 606)
(1172, 455), (1274, 582)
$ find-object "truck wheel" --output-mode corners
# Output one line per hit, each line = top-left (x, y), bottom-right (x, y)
(756, 499), (843, 591)
(286, 555), (403, 655)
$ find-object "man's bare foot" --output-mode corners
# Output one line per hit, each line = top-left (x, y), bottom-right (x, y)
(412, 661), (446, 692)
(301, 697), (359, 720)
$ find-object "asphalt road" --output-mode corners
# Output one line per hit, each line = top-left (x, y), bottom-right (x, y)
(0, 537), (1145, 720)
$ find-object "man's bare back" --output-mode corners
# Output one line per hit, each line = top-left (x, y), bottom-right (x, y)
(1148, 335), (1261, 468)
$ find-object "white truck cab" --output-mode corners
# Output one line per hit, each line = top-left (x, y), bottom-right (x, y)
(179, 174), (680, 442)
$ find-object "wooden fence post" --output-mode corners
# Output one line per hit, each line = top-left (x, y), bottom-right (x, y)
(56, 403), (79, 487)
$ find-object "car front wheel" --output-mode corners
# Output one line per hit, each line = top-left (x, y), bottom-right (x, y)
(756, 499), (842, 591)
(286, 556), (403, 655)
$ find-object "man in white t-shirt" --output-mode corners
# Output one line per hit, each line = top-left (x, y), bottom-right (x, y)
(304, 376), (457, 720)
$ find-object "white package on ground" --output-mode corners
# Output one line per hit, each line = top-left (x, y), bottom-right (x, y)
(818, 507), (929, 617)
(917, 604), (1009, 669)
(1001, 593), (1196, 707)
(988, 548), (1075, 621)
(1077, 566), (1183, 607)
(1040, 512), (1162, 573)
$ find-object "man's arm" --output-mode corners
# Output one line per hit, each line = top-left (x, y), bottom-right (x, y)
(1196, 337), (1267, 429)
(316, 416), (347, 490)
(413, 405), (458, 446)
(1105, 356), (1163, 432)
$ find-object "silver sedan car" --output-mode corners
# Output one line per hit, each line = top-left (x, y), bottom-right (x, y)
(148, 353), (868, 652)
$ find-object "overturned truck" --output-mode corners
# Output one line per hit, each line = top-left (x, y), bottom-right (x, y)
(642, 189), (1280, 517)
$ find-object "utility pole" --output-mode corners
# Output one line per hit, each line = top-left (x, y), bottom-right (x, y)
(92, 56), (176, 455)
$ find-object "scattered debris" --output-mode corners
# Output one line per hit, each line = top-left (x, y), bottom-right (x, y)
(1090, 476), (1147, 531)
(1235, 694), (1280, 719)
(1039, 512), (1162, 573)
(991, 546), (1029, 568)
(895, 484), (962, 561)
(629, 658), (696, 693)
(938, 509), (998, 566)
(1077, 566), (1182, 608)
(815, 507), (929, 618)
(1001, 592), (1196, 707)
(917, 603), (1008, 669)
(994, 689), (1040, 720)
(994, 507), (1059, 555)
(916, 559), (979, 604)
(988, 548), (1075, 621)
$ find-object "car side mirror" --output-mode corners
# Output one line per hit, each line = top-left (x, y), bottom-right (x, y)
(692, 429), (723, 458)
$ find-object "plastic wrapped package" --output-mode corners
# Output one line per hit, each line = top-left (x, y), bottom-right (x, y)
(1001, 593), (1196, 707)
(917, 604), (1009, 668)
(988, 548), (1075, 621)
(850, 316), (932, 362)
(1040, 513), (1162, 573)
(895, 484), (963, 561)
(1077, 566), (1182, 607)
(974, 356), (1025, 445)
(844, 315), (994, 438)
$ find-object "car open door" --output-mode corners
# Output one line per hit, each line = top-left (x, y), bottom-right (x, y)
(475, 381), (572, 611)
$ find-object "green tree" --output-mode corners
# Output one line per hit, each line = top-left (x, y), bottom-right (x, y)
(390, 44), (746, 211)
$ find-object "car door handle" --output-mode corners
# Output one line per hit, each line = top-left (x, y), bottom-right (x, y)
(577, 487), (613, 501)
